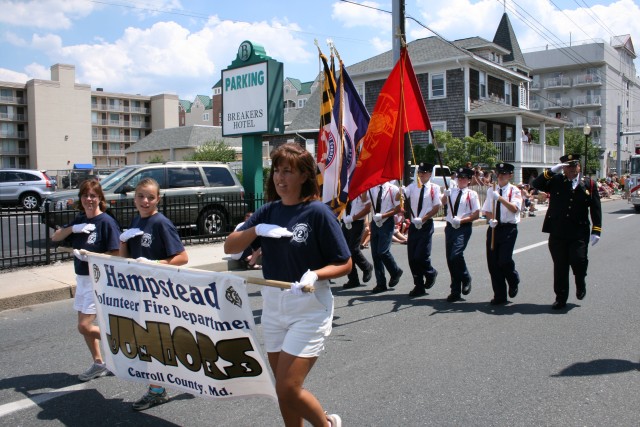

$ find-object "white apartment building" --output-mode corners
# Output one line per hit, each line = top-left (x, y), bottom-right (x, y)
(0, 64), (178, 170)
(524, 36), (640, 174)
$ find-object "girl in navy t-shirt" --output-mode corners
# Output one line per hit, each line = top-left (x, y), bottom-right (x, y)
(224, 143), (351, 427)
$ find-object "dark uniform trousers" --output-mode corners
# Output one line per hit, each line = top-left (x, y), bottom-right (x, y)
(485, 223), (519, 301)
(407, 220), (436, 287)
(444, 222), (472, 296)
(548, 235), (588, 303)
(342, 219), (372, 284)
(370, 218), (401, 286)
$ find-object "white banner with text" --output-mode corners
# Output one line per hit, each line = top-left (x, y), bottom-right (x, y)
(87, 253), (276, 402)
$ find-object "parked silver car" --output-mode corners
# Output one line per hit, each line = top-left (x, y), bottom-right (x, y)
(0, 169), (57, 209)
(41, 162), (247, 236)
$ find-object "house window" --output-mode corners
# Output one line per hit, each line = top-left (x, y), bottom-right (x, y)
(203, 113), (210, 121)
(479, 72), (487, 98)
(429, 122), (447, 144)
(430, 73), (445, 98)
(213, 87), (221, 96)
(298, 99), (306, 108)
(355, 83), (365, 102)
(504, 83), (511, 104)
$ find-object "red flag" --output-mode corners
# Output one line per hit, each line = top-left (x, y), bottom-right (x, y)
(348, 47), (431, 199)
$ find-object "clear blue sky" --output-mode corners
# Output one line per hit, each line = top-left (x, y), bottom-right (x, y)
(1, 0), (638, 101)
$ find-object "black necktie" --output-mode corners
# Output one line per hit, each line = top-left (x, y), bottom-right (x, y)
(452, 190), (462, 217)
(346, 200), (352, 215)
(496, 188), (502, 223)
(416, 184), (425, 217)
(375, 186), (383, 214)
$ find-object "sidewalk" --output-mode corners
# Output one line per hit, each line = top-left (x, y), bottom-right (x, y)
(0, 201), (555, 312)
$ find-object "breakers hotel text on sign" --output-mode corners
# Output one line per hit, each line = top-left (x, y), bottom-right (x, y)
(88, 253), (276, 402)
(222, 62), (268, 135)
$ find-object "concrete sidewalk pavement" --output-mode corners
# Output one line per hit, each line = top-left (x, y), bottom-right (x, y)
(0, 202), (554, 312)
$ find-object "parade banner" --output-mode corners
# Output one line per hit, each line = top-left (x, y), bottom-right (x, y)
(87, 253), (277, 402)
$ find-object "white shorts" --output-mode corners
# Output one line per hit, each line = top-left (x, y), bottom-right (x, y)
(73, 275), (96, 315)
(261, 281), (334, 358)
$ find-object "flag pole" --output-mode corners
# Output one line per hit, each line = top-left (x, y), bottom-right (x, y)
(430, 130), (452, 209)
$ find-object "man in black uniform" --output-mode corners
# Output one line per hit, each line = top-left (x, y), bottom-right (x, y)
(532, 154), (602, 309)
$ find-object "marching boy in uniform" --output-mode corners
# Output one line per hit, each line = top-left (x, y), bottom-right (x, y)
(404, 162), (442, 297)
(442, 167), (480, 302)
(482, 162), (522, 305)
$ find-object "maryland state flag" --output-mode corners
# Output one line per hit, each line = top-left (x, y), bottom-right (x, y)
(323, 65), (370, 214)
(348, 46), (432, 200)
(316, 50), (336, 188)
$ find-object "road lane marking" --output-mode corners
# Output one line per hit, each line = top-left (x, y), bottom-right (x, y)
(618, 214), (634, 219)
(0, 383), (89, 417)
(513, 240), (547, 255)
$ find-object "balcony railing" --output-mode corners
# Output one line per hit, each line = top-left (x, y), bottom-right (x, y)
(0, 131), (28, 139)
(530, 101), (542, 110)
(544, 98), (572, 109)
(0, 113), (26, 121)
(92, 134), (140, 142)
(545, 77), (571, 89)
(574, 74), (602, 86)
(0, 147), (28, 155)
(484, 141), (562, 165)
(92, 103), (149, 114)
(92, 150), (125, 156)
(573, 95), (601, 107)
(573, 116), (602, 128)
(0, 95), (26, 104)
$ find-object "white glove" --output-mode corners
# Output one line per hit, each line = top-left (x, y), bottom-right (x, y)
(119, 228), (143, 242)
(290, 282), (305, 295)
(72, 223), (95, 234)
(412, 217), (423, 229)
(488, 219), (498, 229)
(444, 189), (451, 198)
(255, 224), (293, 238)
(550, 163), (569, 173)
(590, 234), (600, 246)
(451, 217), (461, 229)
(290, 269), (318, 295)
(136, 257), (152, 262)
(373, 213), (383, 223)
(73, 249), (88, 262)
(343, 215), (353, 225)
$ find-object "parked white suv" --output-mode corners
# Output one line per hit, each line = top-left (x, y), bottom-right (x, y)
(0, 169), (57, 209)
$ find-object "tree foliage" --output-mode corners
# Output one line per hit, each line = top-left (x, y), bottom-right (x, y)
(545, 129), (601, 174)
(183, 140), (236, 162)
(147, 153), (165, 163)
(412, 131), (499, 170)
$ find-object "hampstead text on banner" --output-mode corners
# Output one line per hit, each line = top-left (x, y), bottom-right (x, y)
(87, 253), (277, 402)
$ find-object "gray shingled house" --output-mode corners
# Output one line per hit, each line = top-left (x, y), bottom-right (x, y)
(277, 13), (571, 183)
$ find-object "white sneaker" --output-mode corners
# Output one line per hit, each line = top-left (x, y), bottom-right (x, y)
(78, 362), (109, 381)
(326, 413), (342, 427)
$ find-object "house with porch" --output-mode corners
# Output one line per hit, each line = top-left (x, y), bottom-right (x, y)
(281, 13), (570, 184)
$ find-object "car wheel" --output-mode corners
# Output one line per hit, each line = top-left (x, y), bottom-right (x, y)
(198, 207), (227, 235)
(20, 192), (41, 210)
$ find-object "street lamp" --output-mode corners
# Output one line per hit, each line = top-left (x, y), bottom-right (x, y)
(583, 123), (591, 176)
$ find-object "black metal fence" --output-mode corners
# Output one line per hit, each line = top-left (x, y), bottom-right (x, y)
(1, 193), (267, 270)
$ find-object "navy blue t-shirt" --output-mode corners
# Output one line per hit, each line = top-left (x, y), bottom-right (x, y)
(127, 212), (184, 261)
(240, 200), (351, 283)
(68, 212), (121, 276)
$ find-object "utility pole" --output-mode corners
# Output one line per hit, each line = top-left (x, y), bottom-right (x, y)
(392, 0), (411, 186)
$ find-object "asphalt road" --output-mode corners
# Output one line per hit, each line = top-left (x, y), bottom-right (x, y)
(0, 200), (638, 426)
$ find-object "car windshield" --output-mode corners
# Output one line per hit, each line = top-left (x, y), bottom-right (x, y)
(100, 167), (135, 191)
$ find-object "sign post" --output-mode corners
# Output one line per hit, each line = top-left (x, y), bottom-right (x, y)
(222, 41), (283, 199)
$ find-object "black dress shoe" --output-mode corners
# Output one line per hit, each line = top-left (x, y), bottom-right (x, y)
(551, 301), (567, 310)
(408, 286), (426, 297)
(389, 269), (403, 288)
(371, 285), (388, 294)
(490, 298), (508, 305)
(425, 272), (438, 289)
(576, 288), (586, 300)
(461, 279), (472, 295)
(362, 267), (373, 283)
(342, 282), (361, 290)
(508, 285), (518, 299)
(446, 293), (461, 302)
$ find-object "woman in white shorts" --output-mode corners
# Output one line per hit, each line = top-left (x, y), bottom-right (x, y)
(52, 179), (120, 382)
(225, 143), (351, 427)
